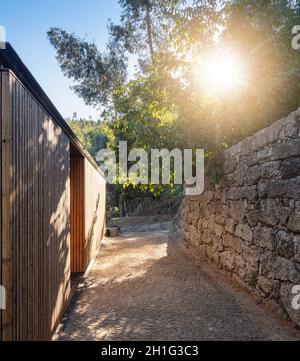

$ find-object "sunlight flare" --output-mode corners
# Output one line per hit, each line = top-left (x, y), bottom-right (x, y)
(199, 50), (246, 96)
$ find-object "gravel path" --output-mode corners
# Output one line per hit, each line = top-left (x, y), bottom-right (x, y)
(56, 232), (300, 341)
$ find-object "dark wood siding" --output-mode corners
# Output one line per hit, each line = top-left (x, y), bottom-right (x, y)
(70, 155), (84, 273)
(1, 71), (13, 341)
(70, 156), (106, 275)
(0, 70), (2, 341)
(0, 46), (106, 340)
(1, 70), (71, 340)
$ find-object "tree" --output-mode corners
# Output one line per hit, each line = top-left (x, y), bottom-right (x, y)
(161, 0), (300, 146)
(67, 118), (115, 160)
(47, 27), (127, 107)
(210, 0), (300, 143)
(109, 0), (171, 64)
(48, 1), (300, 210)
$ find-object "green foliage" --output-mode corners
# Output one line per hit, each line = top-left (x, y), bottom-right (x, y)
(47, 27), (127, 107)
(67, 118), (115, 160)
(109, 0), (173, 64)
(49, 1), (300, 208)
(219, 0), (300, 138)
(112, 71), (180, 149)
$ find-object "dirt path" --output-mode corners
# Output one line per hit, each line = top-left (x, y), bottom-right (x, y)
(56, 232), (300, 341)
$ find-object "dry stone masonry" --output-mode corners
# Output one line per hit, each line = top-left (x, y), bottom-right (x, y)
(174, 109), (300, 327)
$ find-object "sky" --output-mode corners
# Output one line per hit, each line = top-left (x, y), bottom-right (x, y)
(1, 0), (122, 120)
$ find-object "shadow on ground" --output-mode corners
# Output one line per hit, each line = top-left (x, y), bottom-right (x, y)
(56, 232), (300, 341)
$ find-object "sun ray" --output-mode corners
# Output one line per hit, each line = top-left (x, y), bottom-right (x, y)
(198, 50), (247, 96)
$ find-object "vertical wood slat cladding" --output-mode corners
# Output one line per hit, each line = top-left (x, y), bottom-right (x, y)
(0, 70), (2, 341)
(0, 71), (2, 341)
(70, 156), (84, 273)
(0, 71), (3, 341)
(1, 71), (13, 341)
(0, 62), (106, 340)
(70, 157), (106, 274)
(1, 70), (71, 340)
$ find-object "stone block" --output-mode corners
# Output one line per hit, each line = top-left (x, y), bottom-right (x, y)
(246, 210), (259, 226)
(240, 137), (252, 156)
(259, 199), (290, 226)
(294, 235), (300, 263)
(224, 142), (241, 158)
(221, 204), (229, 217)
(220, 251), (236, 271)
(244, 266), (259, 287)
(227, 186), (257, 202)
(202, 229), (212, 245)
(214, 223), (223, 237)
(253, 227), (274, 250)
(235, 254), (247, 280)
(258, 177), (300, 200)
(225, 218), (235, 234)
(201, 191), (214, 206)
(288, 207), (300, 232)
(215, 187), (222, 200)
(229, 199), (247, 223)
(221, 191), (227, 204)
(205, 246), (215, 262)
(184, 231), (190, 241)
(235, 224), (253, 243)
(245, 161), (281, 185)
(202, 219), (208, 230)
(280, 158), (300, 179)
(257, 275), (280, 297)
(242, 245), (260, 269)
(275, 231), (294, 259)
(284, 110), (300, 138)
(271, 139), (300, 161)
(223, 233), (243, 253)
(215, 214), (225, 225)
(260, 252), (300, 283)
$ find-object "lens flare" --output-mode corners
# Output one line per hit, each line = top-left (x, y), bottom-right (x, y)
(199, 50), (246, 96)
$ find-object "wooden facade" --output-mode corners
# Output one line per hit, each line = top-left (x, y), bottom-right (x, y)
(0, 44), (106, 340)
(70, 152), (85, 273)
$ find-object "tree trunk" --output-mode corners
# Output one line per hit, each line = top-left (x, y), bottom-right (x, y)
(145, 7), (154, 62)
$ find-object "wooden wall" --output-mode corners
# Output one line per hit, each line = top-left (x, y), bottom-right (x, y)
(0, 71), (2, 342)
(70, 155), (84, 273)
(1, 70), (71, 340)
(70, 157), (106, 274)
(0, 68), (106, 341)
(1, 70), (13, 341)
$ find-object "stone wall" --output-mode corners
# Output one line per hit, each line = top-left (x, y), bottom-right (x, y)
(174, 108), (300, 327)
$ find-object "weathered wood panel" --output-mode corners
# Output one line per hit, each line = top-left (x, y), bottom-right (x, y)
(70, 155), (106, 274)
(0, 64), (106, 340)
(70, 155), (84, 273)
(1, 71), (13, 341)
(0, 70), (2, 341)
(1, 70), (71, 340)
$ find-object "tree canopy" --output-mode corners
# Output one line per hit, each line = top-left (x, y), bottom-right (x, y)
(48, 0), (300, 209)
